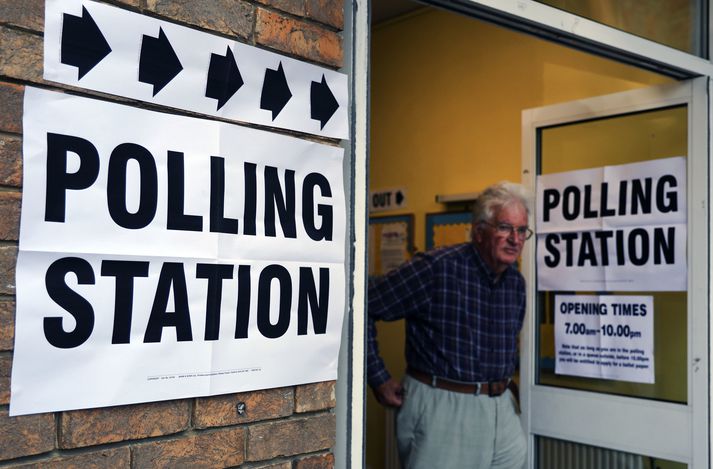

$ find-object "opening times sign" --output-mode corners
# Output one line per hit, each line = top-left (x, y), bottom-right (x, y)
(555, 295), (654, 383)
(11, 87), (346, 416)
(536, 157), (687, 291)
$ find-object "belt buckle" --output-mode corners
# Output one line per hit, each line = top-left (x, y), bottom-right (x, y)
(487, 380), (498, 397)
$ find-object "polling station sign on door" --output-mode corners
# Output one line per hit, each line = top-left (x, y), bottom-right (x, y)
(10, 0), (349, 416)
(536, 157), (687, 384)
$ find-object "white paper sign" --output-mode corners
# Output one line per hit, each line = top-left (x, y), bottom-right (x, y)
(43, 0), (348, 139)
(555, 295), (654, 383)
(537, 157), (687, 291)
(379, 222), (408, 273)
(370, 188), (407, 213)
(11, 87), (346, 416)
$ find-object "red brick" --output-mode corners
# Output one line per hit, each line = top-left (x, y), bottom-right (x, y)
(60, 400), (190, 448)
(0, 82), (24, 134)
(0, 245), (17, 296)
(295, 452), (334, 469)
(295, 380), (335, 413)
(0, 354), (10, 405)
(255, 8), (342, 68)
(0, 27), (43, 83)
(195, 386), (293, 428)
(0, 300), (14, 351)
(115, 0), (140, 8)
(305, 0), (343, 29)
(0, 409), (55, 460)
(255, 0), (305, 17)
(5, 447), (130, 469)
(0, 191), (21, 241)
(0, 0), (44, 32)
(252, 463), (291, 469)
(146, 0), (254, 39)
(132, 427), (246, 468)
(247, 413), (335, 461)
(0, 135), (22, 187)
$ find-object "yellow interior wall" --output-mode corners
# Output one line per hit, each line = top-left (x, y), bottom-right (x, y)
(367, 8), (672, 469)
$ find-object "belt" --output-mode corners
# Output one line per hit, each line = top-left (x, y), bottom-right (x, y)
(408, 369), (509, 397)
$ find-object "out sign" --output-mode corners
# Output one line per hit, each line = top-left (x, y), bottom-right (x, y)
(370, 188), (407, 213)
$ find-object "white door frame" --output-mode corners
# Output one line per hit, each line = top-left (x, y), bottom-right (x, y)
(519, 79), (709, 467)
(344, 0), (712, 466)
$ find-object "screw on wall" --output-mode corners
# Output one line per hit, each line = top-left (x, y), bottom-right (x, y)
(236, 401), (247, 416)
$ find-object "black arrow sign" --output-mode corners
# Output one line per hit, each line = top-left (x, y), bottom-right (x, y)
(205, 46), (244, 110)
(260, 62), (292, 120)
(61, 6), (112, 79)
(395, 191), (405, 206)
(310, 74), (339, 130)
(139, 27), (183, 96)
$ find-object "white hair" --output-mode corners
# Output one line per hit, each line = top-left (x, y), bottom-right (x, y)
(472, 181), (530, 224)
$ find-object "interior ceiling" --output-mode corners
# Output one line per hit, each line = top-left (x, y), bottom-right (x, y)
(372, 0), (423, 24)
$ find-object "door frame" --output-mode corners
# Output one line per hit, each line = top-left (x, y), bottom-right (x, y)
(519, 79), (709, 467)
(344, 0), (713, 466)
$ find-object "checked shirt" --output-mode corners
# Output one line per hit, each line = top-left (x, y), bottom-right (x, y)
(367, 243), (525, 388)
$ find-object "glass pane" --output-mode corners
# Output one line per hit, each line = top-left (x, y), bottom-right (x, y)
(537, 436), (687, 469)
(536, 106), (688, 403)
(535, 0), (707, 57)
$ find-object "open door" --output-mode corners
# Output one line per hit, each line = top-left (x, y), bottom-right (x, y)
(520, 79), (708, 468)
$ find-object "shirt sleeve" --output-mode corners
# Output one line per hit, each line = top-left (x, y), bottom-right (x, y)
(366, 254), (434, 388)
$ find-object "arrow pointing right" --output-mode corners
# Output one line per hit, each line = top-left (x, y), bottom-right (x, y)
(310, 74), (339, 130)
(60, 6), (112, 79)
(395, 191), (405, 206)
(260, 62), (292, 120)
(139, 27), (183, 96)
(205, 46), (244, 110)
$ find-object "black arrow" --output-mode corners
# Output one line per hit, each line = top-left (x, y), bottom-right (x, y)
(205, 46), (244, 110)
(395, 191), (405, 205)
(260, 62), (292, 120)
(60, 6), (112, 79)
(310, 74), (339, 130)
(139, 27), (183, 96)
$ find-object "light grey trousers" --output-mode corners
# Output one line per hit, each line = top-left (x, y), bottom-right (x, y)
(397, 375), (527, 469)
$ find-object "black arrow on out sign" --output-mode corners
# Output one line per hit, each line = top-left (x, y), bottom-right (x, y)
(260, 62), (292, 120)
(310, 75), (339, 130)
(61, 6), (112, 79)
(395, 191), (405, 206)
(139, 27), (183, 96)
(205, 46), (244, 110)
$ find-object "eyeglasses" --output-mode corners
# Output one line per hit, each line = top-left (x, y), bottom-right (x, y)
(483, 222), (534, 240)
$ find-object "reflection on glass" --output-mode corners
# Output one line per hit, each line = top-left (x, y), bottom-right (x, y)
(536, 106), (688, 403)
(536, 0), (706, 57)
(537, 436), (687, 469)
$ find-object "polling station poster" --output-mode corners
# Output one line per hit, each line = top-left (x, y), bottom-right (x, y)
(536, 157), (687, 291)
(10, 87), (346, 416)
(555, 295), (654, 383)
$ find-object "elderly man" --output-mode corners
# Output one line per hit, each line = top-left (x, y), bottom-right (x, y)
(367, 181), (531, 469)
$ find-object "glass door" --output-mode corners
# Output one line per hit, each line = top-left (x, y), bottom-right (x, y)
(520, 79), (708, 468)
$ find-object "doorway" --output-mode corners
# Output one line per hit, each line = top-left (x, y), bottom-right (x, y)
(366, 3), (704, 468)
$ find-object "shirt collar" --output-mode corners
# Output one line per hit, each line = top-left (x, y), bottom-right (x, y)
(469, 243), (516, 285)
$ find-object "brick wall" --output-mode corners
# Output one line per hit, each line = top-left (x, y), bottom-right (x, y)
(0, 0), (344, 467)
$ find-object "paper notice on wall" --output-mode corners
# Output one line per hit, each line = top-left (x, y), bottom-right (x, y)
(11, 87), (346, 416)
(379, 222), (408, 274)
(555, 295), (654, 383)
(43, 0), (348, 139)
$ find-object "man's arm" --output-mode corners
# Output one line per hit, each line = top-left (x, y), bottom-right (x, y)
(366, 255), (433, 406)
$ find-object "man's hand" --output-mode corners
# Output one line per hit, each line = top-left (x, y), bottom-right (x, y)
(373, 378), (404, 407)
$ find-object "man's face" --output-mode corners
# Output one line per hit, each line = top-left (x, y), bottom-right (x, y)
(474, 203), (529, 274)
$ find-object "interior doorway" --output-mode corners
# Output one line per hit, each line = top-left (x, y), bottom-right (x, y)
(366, 3), (692, 468)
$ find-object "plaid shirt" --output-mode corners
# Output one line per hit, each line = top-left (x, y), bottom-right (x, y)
(367, 243), (525, 388)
